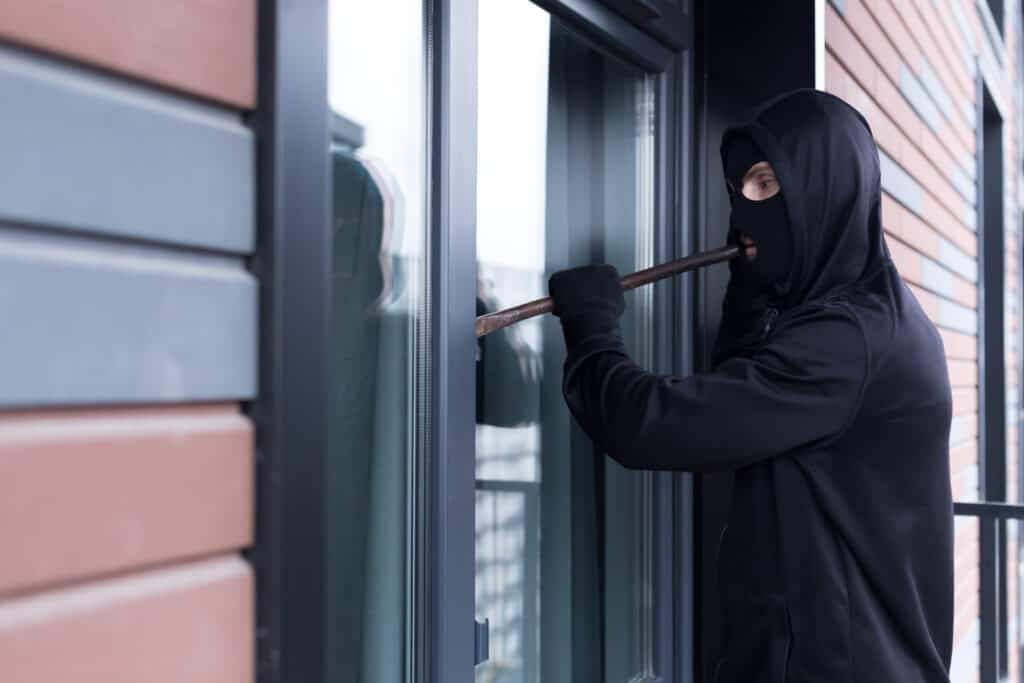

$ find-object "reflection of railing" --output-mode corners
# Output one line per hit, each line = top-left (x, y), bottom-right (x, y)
(952, 501), (1024, 683)
(476, 478), (541, 683)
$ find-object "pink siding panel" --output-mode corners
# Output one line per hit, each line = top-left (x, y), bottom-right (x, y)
(947, 359), (979, 389)
(952, 388), (979, 417)
(0, 556), (252, 683)
(937, 328), (978, 361)
(0, 1), (256, 108)
(0, 405), (252, 597)
(826, 39), (972, 233)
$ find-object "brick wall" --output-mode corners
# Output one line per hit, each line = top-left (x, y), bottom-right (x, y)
(826, 0), (1020, 680)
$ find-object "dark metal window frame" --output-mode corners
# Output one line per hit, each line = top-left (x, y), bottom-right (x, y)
(960, 63), (1012, 683)
(251, 1), (331, 682)
(252, 1), (696, 682)
(428, 0), (477, 680)
(979, 77), (1006, 510)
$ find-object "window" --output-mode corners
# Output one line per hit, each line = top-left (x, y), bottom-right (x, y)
(325, 2), (428, 680)
(261, 1), (694, 681)
(473, 2), (658, 680)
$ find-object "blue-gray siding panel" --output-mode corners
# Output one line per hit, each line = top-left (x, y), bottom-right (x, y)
(921, 256), (956, 298)
(976, 0), (1004, 67)
(0, 45), (254, 254)
(950, 414), (976, 448)
(938, 237), (978, 282)
(919, 59), (958, 128)
(0, 225), (256, 406)
(950, 163), (977, 205)
(879, 150), (924, 215)
(950, 0), (977, 74)
(899, 64), (944, 134)
(939, 298), (978, 335)
(962, 203), (977, 232)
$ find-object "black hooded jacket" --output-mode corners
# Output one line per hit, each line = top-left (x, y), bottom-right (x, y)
(560, 90), (954, 681)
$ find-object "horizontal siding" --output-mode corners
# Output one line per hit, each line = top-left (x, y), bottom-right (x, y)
(0, 225), (256, 406)
(0, 1), (255, 108)
(887, 234), (977, 308)
(825, 4), (976, 233)
(897, 2), (973, 117)
(0, 556), (252, 683)
(0, 406), (252, 597)
(0, 44), (254, 254)
(870, 1), (974, 145)
(0, 2), (258, 678)
(938, 328), (979, 361)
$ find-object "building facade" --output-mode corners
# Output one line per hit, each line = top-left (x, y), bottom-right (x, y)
(0, 1), (257, 681)
(0, 1), (1020, 682)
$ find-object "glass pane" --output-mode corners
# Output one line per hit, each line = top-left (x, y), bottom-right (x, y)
(474, 3), (656, 681)
(326, 3), (425, 682)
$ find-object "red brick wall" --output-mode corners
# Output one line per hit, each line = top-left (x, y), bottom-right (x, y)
(826, 0), (1019, 680)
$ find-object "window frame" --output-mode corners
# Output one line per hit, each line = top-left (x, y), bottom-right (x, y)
(438, 3), (696, 681)
(253, 1), (697, 682)
(958, 64), (1015, 683)
(252, 1), (332, 681)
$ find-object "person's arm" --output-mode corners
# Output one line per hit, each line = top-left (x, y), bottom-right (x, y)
(549, 265), (868, 472)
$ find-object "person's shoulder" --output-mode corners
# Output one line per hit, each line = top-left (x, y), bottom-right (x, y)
(774, 298), (863, 336)
(766, 299), (868, 372)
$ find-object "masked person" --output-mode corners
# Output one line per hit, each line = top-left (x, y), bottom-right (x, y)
(547, 89), (954, 682)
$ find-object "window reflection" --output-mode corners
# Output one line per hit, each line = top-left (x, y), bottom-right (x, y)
(474, 2), (656, 681)
(326, 2), (425, 681)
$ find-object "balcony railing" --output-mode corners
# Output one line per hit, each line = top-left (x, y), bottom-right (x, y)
(953, 501), (1024, 683)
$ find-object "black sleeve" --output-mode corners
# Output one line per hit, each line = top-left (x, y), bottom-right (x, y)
(561, 305), (868, 472)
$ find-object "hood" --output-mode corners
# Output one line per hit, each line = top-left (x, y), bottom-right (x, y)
(719, 89), (890, 310)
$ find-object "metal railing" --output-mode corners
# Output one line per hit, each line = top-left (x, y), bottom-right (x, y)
(953, 501), (1024, 683)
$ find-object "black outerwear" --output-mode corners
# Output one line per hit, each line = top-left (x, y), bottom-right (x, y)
(558, 90), (954, 681)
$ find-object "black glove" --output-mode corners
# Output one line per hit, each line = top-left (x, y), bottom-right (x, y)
(547, 263), (625, 348)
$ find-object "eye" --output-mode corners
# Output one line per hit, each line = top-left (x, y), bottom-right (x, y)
(757, 177), (778, 195)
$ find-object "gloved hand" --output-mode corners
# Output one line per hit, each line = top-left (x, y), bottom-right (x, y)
(547, 263), (625, 349)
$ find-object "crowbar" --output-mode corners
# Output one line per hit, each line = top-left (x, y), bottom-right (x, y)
(476, 244), (741, 338)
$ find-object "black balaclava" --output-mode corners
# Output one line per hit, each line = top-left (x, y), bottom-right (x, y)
(713, 90), (890, 366)
(723, 134), (793, 294)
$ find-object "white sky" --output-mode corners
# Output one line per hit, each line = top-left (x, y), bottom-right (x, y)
(476, 1), (551, 273)
(327, 0), (425, 259)
(326, 0), (551, 274)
